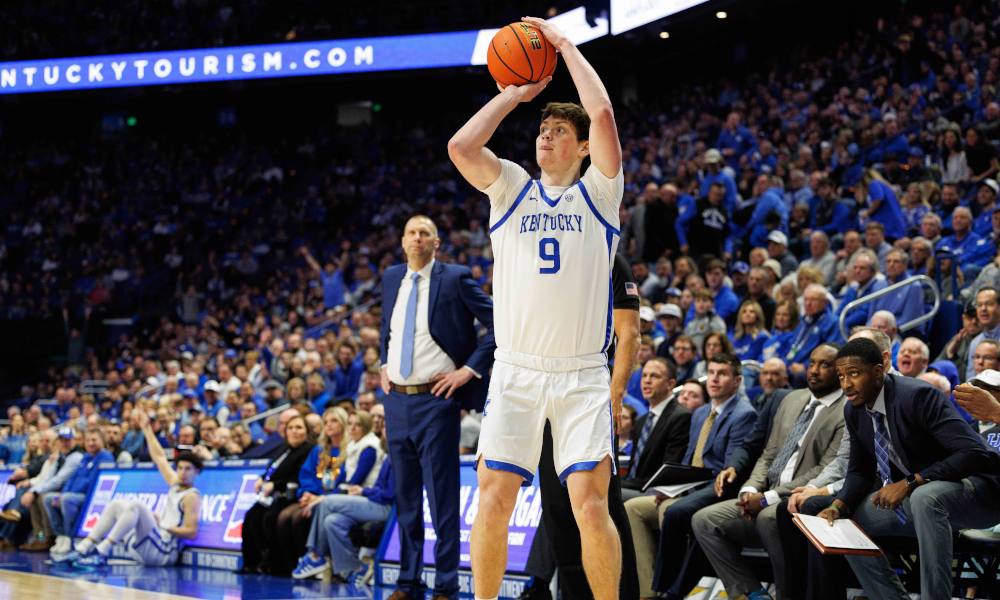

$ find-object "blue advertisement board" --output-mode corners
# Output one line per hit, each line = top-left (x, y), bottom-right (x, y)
(380, 462), (541, 573)
(74, 460), (267, 551)
(0, 7), (607, 95)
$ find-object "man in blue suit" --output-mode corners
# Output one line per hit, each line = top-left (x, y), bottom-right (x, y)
(814, 338), (1000, 600)
(632, 353), (758, 599)
(379, 215), (496, 600)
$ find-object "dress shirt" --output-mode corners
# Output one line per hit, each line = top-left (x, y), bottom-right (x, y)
(867, 384), (911, 479)
(711, 394), (737, 417)
(644, 395), (672, 431)
(806, 426), (850, 494)
(741, 389), (842, 506)
(385, 259), (461, 386)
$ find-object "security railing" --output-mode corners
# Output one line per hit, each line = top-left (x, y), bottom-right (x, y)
(837, 275), (941, 341)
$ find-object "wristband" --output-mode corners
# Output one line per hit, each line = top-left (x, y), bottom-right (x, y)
(827, 503), (840, 513)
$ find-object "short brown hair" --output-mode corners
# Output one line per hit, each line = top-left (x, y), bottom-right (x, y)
(693, 288), (714, 301)
(541, 102), (590, 142)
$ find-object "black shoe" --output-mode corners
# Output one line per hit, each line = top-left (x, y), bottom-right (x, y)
(235, 566), (260, 575)
(517, 582), (552, 600)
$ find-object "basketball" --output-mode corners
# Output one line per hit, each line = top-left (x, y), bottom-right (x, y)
(487, 22), (558, 88)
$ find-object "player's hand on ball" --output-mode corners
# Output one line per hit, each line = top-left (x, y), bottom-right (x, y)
(499, 76), (552, 103)
(521, 16), (569, 49)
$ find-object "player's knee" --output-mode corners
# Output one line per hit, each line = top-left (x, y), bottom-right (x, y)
(572, 494), (610, 533)
(127, 499), (146, 512)
(477, 476), (520, 520)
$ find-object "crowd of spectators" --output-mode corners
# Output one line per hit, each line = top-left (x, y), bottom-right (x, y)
(5, 1), (1000, 596)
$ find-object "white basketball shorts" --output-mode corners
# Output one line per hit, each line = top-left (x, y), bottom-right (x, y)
(124, 528), (179, 567)
(476, 349), (615, 486)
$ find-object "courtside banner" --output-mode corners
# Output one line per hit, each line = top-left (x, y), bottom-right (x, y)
(381, 461), (542, 573)
(0, 7), (606, 95)
(74, 460), (267, 551)
(0, 469), (17, 510)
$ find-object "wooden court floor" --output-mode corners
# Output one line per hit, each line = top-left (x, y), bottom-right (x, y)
(0, 569), (200, 600)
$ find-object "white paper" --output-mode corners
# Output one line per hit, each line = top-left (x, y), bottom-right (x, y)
(796, 514), (880, 551)
(646, 480), (711, 498)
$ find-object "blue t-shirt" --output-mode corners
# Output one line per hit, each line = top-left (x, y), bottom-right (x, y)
(2, 433), (27, 465)
(320, 270), (345, 308)
(866, 180), (907, 239)
(732, 331), (771, 362)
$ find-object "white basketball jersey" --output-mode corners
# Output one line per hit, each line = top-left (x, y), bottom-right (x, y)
(485, 159), (624, 360)
(157, 484), (199, 545)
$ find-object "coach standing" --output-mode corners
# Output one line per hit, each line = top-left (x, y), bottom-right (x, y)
(380, 215), (496, 600)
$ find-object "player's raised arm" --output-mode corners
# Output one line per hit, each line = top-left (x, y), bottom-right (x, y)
(522, 17), (622, 179)
(137, 409), (180, 487)
(448, 77), (552, 190)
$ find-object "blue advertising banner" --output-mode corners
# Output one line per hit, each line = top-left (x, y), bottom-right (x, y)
(0, 7), (607, 95)
(381, 462), (542, 573)
(0, 469), (17, 510)
(74, 460), (266, 551)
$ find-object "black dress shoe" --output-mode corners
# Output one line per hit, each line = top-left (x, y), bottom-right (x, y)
(235, 566), (260, 575)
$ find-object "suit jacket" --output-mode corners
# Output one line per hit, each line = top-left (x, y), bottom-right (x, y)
(743, 388), (847, 497)
(835, 374), (1000, 511)
(682, 397), (759, 475)
(379, 261), (496, 411)
(625, 399), (693, 489)
(728, 388), (792, 480)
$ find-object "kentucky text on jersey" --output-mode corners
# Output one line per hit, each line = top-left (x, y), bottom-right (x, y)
(519, 213), (584, 233)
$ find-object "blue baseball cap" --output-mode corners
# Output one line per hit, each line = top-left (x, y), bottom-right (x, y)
(188, 403), (204, 413)
(666, 287), (682, 297)
(57, 426), (75, 439)
(909, 147), (925, 158)
(731, 261), (750, 275)
(224, 349), (238, 359)
(182, 389), (198, 399)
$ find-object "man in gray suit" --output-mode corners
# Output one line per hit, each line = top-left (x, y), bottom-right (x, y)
(691, 343), (847, 600)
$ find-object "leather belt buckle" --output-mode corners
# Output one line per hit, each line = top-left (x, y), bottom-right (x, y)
(406, 385), (420, 395)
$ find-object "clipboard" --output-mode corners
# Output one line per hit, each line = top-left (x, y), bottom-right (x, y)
(640, 462), (714, 493)
(792, 514), (884, 557)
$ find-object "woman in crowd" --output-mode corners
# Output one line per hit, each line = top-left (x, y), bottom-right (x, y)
(965, 124), (999, 183)
(692, 332), (733, 378)
(274, 407), (350, 573)
(0, 413), (28, 466)
(671, 257), (698, 290)
(761, 299), (799, 362)
(286, 377), (307, 404)
(901, 182), (931, 236)
(732, 302), (770, 362)
(619, 405), (637, 458)
(335, 411), (383, 491)
(292, 428), (394, 582)
(238, 414), (316, 575)
(939, 125), (970, 184)
(795, 265), (832, 314)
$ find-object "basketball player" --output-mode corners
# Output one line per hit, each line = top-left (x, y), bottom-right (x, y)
(56, 409), (202, 567)
(448, 16), (623, 600)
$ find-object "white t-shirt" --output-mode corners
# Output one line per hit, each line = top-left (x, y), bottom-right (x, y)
(483, 159), (624, 359)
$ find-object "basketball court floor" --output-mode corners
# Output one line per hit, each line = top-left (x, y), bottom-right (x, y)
(0, 549), (381, 600)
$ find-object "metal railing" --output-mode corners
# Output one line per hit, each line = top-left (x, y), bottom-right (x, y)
(838, 275), (940, 341)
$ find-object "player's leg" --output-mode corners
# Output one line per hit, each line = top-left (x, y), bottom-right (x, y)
(471, 463), (528, 599)
(472, 361), (547, 600)
(70, 499), (128, 556)
(566, 458), (620, 600)
(550, 366), (620, 600)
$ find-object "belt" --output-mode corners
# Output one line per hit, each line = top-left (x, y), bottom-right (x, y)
(390, 382), (432, 395)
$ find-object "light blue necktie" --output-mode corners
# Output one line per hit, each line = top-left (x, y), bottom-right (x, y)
(399, 272), (420, 380)
(872, 412), (907, 524)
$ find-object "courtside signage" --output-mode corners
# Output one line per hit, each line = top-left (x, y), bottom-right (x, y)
(74, 461), (267, 551)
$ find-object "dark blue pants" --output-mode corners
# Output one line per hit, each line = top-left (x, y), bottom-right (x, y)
(385, 390), (461, 599)
(653, 484), (730, 595)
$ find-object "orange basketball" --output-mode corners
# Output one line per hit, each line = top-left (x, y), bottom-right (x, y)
(487, 23), (558, 88)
